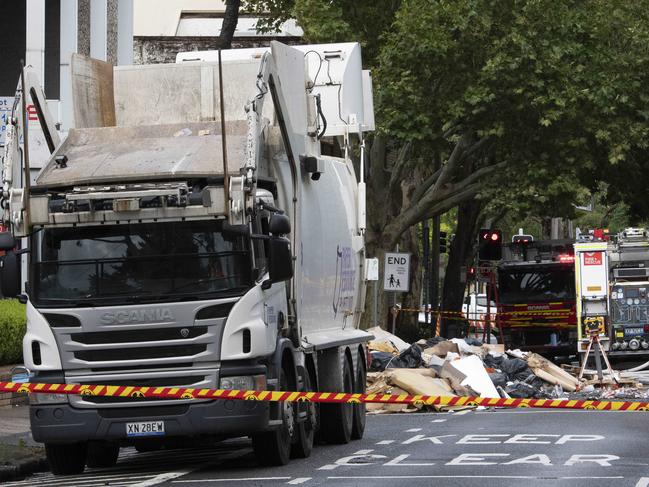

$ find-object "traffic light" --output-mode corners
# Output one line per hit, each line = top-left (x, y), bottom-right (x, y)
(439, 231), (448, 253)
(478, 229), (502, 261)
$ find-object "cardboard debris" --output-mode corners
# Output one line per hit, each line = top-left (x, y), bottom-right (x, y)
(424, 341), (459, 357)
(482, 344), (505, 354)
(525, 353), (579, 392)
(445, 355), (500, 398)
(366, 327), (649, 413)
(367, 327), (410, 352)
(368, 341), (399, 354)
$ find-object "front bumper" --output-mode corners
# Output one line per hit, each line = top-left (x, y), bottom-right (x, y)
(30, 398), (269, 444)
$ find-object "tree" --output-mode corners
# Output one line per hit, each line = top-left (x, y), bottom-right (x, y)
(219, 0), (242, 49)
(245, 0), (649, 335)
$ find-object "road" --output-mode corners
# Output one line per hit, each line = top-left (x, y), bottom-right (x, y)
(5, 409), (649, 487)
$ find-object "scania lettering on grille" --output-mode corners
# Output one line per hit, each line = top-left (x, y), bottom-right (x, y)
(100, 308), (174, 324)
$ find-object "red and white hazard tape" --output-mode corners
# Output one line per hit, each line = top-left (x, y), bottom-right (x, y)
(2, 381), (647, 411)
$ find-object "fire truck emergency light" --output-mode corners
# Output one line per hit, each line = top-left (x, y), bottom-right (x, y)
(557, 254), (575, 264)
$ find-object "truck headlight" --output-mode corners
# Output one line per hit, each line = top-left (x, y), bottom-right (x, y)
(219, 375), (266, 391)
(29, 393), (68, 405)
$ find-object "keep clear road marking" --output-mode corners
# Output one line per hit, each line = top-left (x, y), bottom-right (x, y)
(376, 440), (395, 445)
(405, 428), (422, 432)
(287, 478), (312, 485)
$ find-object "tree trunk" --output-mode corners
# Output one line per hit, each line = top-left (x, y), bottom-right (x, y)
(440, 199), (483, 338)
(219, 0), (241, 49)
(360, 137), (423, 342)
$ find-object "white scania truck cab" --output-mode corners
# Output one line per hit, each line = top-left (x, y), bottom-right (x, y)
(0, 41), (374, 474)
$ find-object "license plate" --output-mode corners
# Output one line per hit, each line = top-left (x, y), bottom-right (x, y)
(625, 327), (644, 336)
(126, 421), (165, 437)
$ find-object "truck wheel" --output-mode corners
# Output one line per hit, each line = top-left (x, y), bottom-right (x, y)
(321, 356), (353, 444)
(351, 352), (367, 440)
(46, 442), (87, 475)
(291, 370), (315, 458)
(252, 364), (294, 466)
(86, 441), (120, 468)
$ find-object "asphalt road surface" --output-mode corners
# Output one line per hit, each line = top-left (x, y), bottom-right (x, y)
(6, 409), (649, 487)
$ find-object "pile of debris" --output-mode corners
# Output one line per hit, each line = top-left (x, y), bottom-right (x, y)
(365, 327), (646, 414)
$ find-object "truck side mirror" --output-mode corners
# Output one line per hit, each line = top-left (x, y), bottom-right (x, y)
(0, 232), (15, 251)
(268, 237), (293, 284)
(269, 214), (291, 236)
(0, 252), (21, 298)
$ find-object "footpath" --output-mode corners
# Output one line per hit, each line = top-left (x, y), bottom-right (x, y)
(0, 366), (47, 482)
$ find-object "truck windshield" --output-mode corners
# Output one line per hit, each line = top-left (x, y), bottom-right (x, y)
(32, 220), (252, 306)
(498, 266), (574, 304)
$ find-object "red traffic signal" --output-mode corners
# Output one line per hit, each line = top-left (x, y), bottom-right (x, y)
(478, 229), (502, 261)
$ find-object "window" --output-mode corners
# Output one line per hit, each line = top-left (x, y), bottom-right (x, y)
(498, 266), (574, 304)
(32, 220), (253, 306)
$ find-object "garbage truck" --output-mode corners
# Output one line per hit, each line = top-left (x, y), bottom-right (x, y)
(0, 41), (374, 474)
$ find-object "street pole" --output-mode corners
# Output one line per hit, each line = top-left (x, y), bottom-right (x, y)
(422, 221), (430, 325)
(373, 280), (378, 326)
(431, 216), (440, 314)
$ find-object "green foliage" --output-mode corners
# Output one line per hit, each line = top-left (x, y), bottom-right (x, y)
(242, 0), (400, 62)
(0, 299), (26, 365)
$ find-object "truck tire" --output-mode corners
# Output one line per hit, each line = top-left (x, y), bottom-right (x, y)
(252, 364), (295, 466)
(321, 356), (353, 444)
(351, 351), (367, 440)
(291, 370), (315, 458)
(86, 441), (120, 468)
(46, 442), (87, 475)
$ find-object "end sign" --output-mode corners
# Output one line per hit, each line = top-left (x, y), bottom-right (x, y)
(383, 252), (410, 292)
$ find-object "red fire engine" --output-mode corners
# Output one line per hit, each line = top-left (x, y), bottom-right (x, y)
(496, 237), (577, 355)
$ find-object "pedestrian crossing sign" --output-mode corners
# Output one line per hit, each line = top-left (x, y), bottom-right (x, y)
(383, 252), (410, 292)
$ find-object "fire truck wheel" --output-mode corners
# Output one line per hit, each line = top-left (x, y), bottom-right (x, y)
(46, 442), (87, 475)
(86, 441), (120, 468)
(351, 351), (367, 440)
(252, 364), (294, 466)
(320, 356), (353, 444)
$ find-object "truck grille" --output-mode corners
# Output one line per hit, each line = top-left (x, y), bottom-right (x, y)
(74, 344), (208, 362)
(71, 326), (208, 344)
(68, 370), (218, 408)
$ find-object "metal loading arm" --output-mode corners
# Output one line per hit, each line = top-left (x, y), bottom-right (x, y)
(1, 67), (60, 233)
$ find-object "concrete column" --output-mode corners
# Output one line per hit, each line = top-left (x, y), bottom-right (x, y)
(25, 0), (46, 79)
(90, 0), (108, 61)
(78, 0), (91, 56)
(60, 0), (79, 132)
(117, 0), (134, 65)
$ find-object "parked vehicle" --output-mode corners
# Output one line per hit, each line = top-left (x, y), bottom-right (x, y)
(0, 42), (374, 474)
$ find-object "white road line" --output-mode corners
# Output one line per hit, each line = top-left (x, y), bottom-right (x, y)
(376, 440), (395, 445)
(430, 419), (447, 423)
(475, 410), (612, 414)
(132, 449), (251, 487)
(453, 409), (472, 416)
(635, 478), (649, 487)
(2, 474), (155, 486)
(132, 470), (204, 487)
(172, 478), (292, 483)
(327, 475), (625, 481)
(287, 478), (312, 485)
(405, 428), (422, 432)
